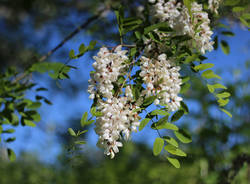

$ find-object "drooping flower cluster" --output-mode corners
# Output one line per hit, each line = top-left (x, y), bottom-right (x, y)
(88, 46), (141, 158)
(208, 0), (221, 14)
(140, 54), (183, 111)
(88, 46), (127, 99)
(150, 0), (214, 54)
(95, 93), (140, 158)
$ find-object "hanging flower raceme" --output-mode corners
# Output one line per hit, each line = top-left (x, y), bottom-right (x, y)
(149, 0), (214, 54)
(88, 45), (128, 99)
(88, 46), (141, 158)
(140, 54), (183, 112)
(95, 94), (140, 159)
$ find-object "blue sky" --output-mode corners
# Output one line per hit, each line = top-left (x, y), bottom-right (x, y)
(6, 22), (250, 163)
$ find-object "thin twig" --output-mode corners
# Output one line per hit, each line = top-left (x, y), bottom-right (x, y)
(13, 8), (107, 83)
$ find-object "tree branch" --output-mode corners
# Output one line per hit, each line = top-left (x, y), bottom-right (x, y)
(14, 8), (107, 83)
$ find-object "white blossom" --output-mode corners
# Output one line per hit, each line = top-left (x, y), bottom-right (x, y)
(95, 97), (140, 158)
(87, 45), (128, 99)
(149, 0), (214, 54)
(139, 54), (183, 111)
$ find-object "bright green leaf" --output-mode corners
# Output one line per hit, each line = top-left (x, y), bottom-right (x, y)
(220, 40), (230, 55)
(193, 63), (214, 71)
(139, 118), (151, 131)
(174, 129), (192, 143)
(68, 128), (77, 137)
(220, 108), (232, 118)
(81, 112), (88, 127)
(153, 137), (164, 156)
(69, 49), (75, 59)
(163, 136), (178, 147)
(171, 110), (184, 122)
(164, 145), (187, 157)
(202, 70), (221, 79)
(150, 109), (169, 116)
(207, 84), (214, 93)
(216, 92), (231, 98)
(166, 156), (180, 168)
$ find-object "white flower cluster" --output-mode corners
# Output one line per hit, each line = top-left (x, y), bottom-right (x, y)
(88, 46), (127, 99)
(140, 54), (183, 111)
(208, 0), (221, 14)
(88, 46), (141, 158)
(150, 0), (214, 54)
(95, 94), (140, 159)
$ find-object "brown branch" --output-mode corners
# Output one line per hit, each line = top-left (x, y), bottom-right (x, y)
(13, 8), (106, 83)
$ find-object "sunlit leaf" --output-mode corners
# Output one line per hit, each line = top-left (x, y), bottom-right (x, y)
(153, 137), (164, 156)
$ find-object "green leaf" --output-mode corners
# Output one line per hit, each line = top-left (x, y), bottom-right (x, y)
(153, 137), (164, 156)
(68, 128), (77, 137)
(77, 130), (88, 136)
(123, 17), (142, 26)
(224, 0), (240, 6)
(134, 31), (141, 40)
(144, 22), (171, 34)
(69, 49), (75, 59)
(84, 120), (95, 126)
(218, 98), (229, 107)
(180, 83), (190, 94)
(220, 108), (232, 118)
(27, 102), (42, 109)
(132, 85), (140, 101)
(213, 83), (227, 90)
(88, 40), (97, 50)
(7, 148), (16, 162)
(139, 118), (151, 131)
(202, 70), (221, 79)
(164, 145), (187, 157)
(79, 43), (86, 54)
(150, 109), (169, 116)
(166, 156), (180, 168)
(174, 129), (192, 143)
(184, 54), (198, 64)
(180, 101), (189, 114)
(239, 17), (250, 27)
(74, 141), (86, 145)
(163, 136), (179, 147)
(221, 31), (235, 37)
(232, 6), (246, 12)
(6, 137), (16, 142)
(242, 13), (250, 20)
(152, 122), (179, 131)
(2, 129), (15, 134)
(23, 119), (36, 127)
(31, 113), (41, 122)
(220, 40), (230, 55)
(80, 112), (88, 127)
(193, 63), (214, 71)
(90, 106), (96, 116)
(142, 96), (157, 107)
(216, 92), (231, 98)
(130, 47), (137, 57)
(207, 84), (214, 93)
(183, 0), (192, 17)
(171, 110), (184, 122)
(181, 76), (190, 83)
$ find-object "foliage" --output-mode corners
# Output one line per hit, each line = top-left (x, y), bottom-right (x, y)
(0, 0), (249, 171)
